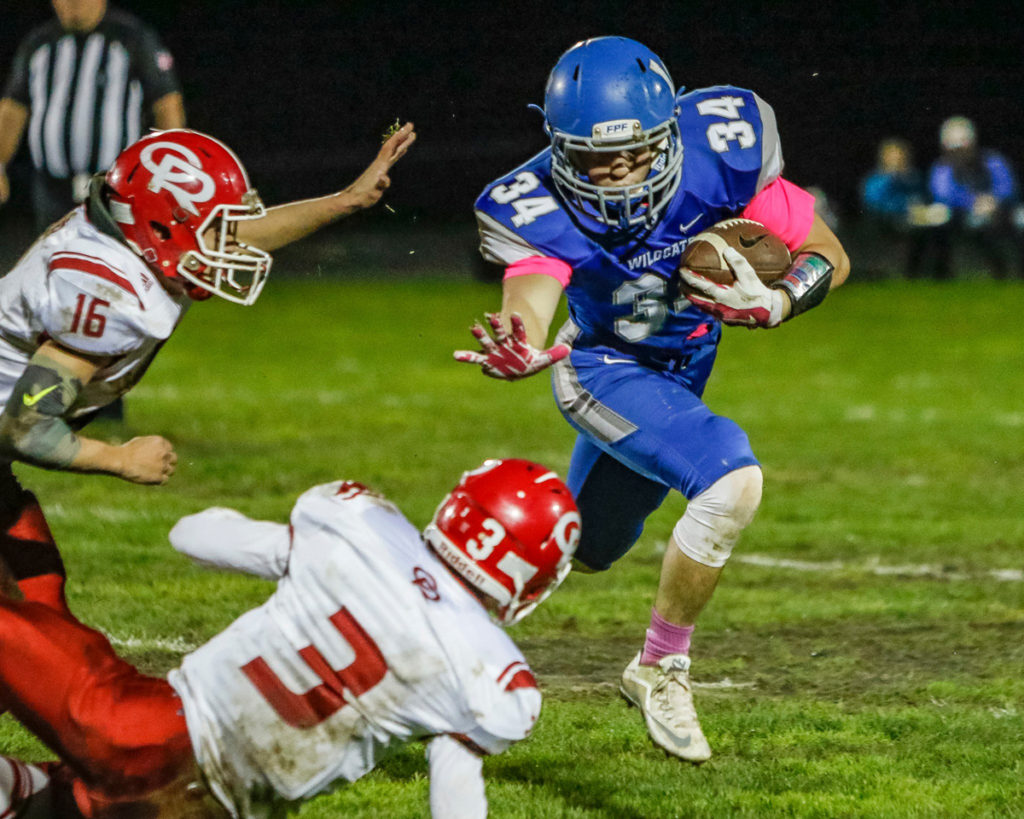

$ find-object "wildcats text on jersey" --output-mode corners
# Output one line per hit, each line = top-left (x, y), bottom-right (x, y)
(626, 238), (690, 271)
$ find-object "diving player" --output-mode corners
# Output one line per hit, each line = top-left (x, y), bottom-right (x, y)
(0, 459), (580, 817)
(456, 36), (849, 762)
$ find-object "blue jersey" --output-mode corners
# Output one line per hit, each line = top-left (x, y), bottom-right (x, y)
(475, 86), (785, 364)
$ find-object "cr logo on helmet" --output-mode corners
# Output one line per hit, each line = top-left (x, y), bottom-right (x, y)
(140, 141), (215, 216)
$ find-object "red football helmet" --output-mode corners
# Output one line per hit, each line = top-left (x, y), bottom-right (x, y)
(424, 459), (581, 625)
(104, 129), (271, 305)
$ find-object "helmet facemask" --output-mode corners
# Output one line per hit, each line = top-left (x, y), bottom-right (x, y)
(550, 117), (683, 231)
(178, 190), (272, 306)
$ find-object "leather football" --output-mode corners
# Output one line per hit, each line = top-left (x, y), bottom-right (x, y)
(680, 218), (791, 284)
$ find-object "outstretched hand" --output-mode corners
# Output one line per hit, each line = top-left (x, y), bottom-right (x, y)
(454, 313), (571, 380)
(344, 122), (417, 211)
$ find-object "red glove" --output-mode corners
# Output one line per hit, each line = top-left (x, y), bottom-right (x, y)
(454, 313), (570, 380)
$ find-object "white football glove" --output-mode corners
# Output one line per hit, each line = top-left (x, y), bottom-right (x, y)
(680, 247), (786, 328)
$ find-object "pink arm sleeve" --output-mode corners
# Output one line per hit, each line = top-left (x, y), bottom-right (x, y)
(502, 255), (573, 288)
(740, 177), (817, 251)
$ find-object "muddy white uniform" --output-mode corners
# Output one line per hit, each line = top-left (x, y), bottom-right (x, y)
(0, 207), (189, 418)
(167, 480), (541, 819)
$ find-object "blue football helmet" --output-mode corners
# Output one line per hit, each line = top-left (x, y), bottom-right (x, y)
(543, 37), (683, 231)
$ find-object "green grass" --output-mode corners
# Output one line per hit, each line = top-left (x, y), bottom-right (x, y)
(5, 274), (1024, 817)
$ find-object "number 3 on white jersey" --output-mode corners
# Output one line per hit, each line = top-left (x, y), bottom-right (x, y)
(490, 171), (558, 227)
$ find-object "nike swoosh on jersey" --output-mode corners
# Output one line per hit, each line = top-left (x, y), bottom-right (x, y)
(680, 214), (704, 233)
(22, 384), (59, 407)
(602, 355), (635, 365)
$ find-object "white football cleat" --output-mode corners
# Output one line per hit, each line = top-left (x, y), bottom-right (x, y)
(620, 651), (712, 763)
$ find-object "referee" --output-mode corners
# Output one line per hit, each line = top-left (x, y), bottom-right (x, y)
(0, 0), (185, 232)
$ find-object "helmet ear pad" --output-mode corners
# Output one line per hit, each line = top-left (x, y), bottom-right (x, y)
(424, 459), (581, 625)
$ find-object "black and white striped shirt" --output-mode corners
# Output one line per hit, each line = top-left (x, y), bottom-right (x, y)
(2, 7), (180, 180)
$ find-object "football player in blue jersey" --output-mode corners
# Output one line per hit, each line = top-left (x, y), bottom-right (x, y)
(455, 36), (850, 763)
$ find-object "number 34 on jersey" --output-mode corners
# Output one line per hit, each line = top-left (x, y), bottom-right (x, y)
(490, 172), (558, 227)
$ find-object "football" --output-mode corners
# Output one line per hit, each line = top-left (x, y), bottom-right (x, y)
(680, 218), (791, 285)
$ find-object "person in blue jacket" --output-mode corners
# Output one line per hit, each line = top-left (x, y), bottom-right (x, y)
(929, 116), (1022, 279)
(861, 138), (947, 278)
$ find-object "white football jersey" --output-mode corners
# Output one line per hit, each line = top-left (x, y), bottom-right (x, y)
(167, 482), (541, 819)
(0, 207), (190, 415)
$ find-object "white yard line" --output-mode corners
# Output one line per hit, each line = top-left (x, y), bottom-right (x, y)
(105, 633), (199, 653)
(652, 541), (1022, 582)
(736, 553), (1023, 582)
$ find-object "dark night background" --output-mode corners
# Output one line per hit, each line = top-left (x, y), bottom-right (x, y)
(3, 0), (1023, 231)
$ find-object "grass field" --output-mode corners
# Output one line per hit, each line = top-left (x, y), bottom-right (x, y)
(3, 273), (1023, 817)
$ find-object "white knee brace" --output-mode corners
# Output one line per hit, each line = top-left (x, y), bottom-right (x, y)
(672, 466), (763, 568)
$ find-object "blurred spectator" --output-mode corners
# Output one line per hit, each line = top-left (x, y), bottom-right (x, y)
(860, 137), (948, 278)
(0, 0), (185, 233)
(928, 116), (1023, 279)
(862, 138), (925, 223)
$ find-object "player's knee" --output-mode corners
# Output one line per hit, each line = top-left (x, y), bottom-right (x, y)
(672, 466), (763, 568)
(722, 465), (763, 526)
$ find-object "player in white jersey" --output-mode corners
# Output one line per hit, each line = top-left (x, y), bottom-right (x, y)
(0, 124), (415, 618)
(0, 458), (581, 818)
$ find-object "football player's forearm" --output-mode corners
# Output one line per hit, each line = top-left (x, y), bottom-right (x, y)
(0, 389), (127, 476)
(0, 407), (140, 478)
(0, 363), (83, 468)
(500, 275), (564, 348)
(0, 412), (80, 468)
(0, 356), (124, 476)
(797, 214), (850, 288)
(66, 437), (139, 476)
(237, 194), (358, 252)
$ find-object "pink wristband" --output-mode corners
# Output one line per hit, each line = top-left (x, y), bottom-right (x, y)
(502, 256), (573, 288)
